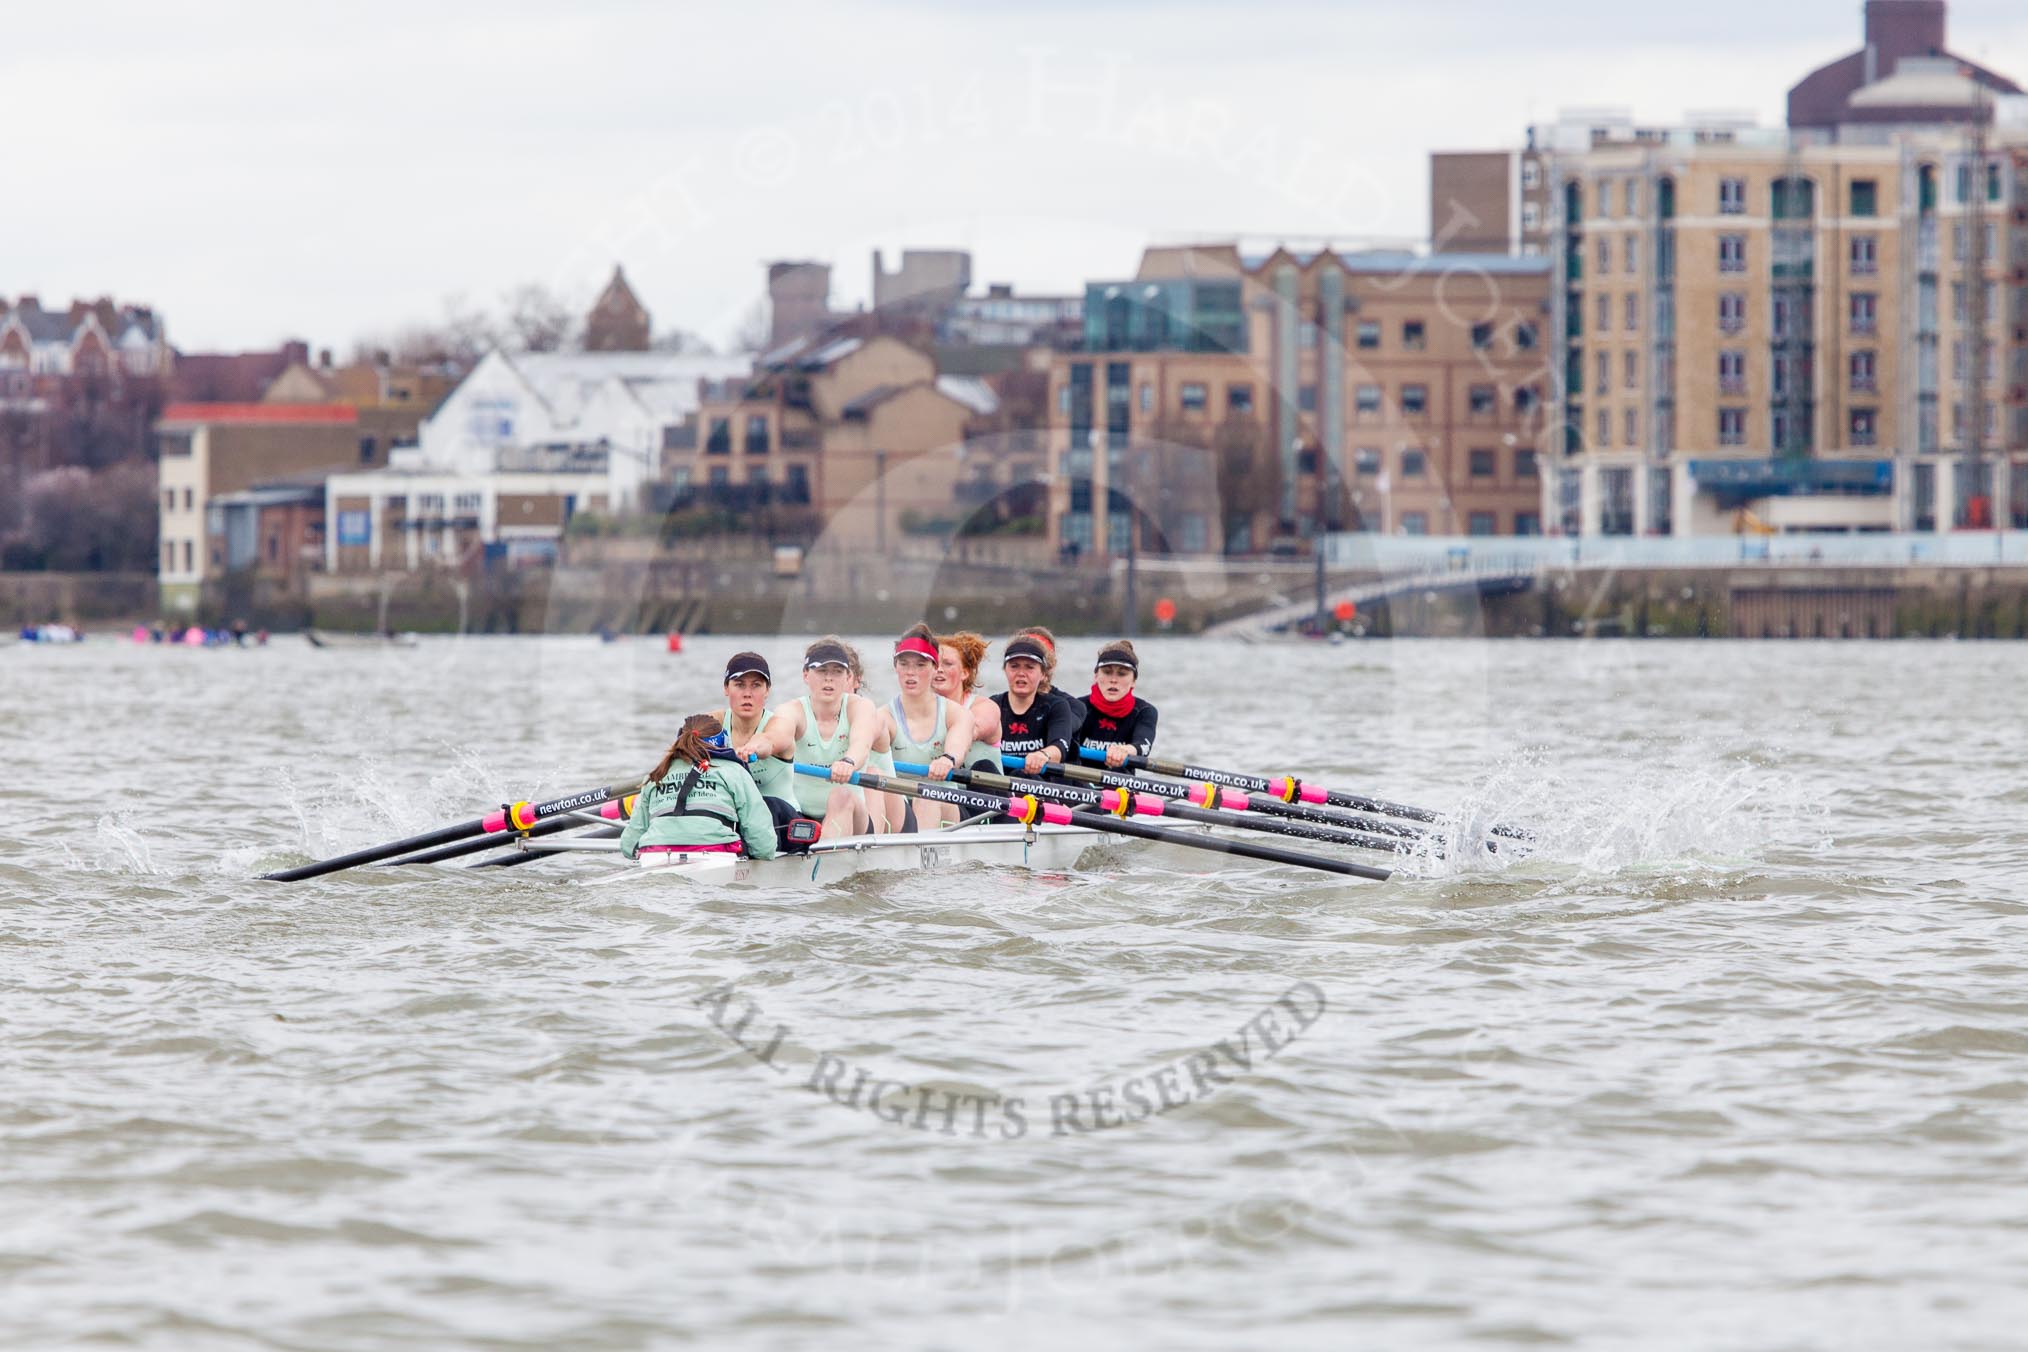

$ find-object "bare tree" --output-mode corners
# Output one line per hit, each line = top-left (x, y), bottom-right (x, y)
(729, 299), (771, 354)
(501, 283), (579, 353)
(652, 328), (715, 355)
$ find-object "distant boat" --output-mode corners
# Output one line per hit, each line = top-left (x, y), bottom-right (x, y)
(304, 629), (420, 650)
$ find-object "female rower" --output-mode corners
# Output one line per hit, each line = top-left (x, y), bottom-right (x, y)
(620, 714), (779, 863)
(876, 623), (975, 831)
(933, 631), (1001, 759)
(993, 631), (1078, 777)
(737, 636), (887, 840)
(1075, 639), (1159, 769)
(716, 650), (796, 817)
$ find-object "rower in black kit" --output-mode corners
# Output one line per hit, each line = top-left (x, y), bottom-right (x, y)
(1074, 639), (1159, 768)
(988, 632), (1078, 775)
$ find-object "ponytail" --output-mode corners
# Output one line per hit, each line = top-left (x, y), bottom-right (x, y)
(647, 713), (725, 786)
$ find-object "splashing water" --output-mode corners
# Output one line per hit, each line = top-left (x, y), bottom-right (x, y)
(1414, 741), (1828, 882)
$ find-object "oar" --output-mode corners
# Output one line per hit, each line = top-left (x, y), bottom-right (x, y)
(1013, 754), (1430, 843)
(1077, 747), (1531, 842)
(793, 763), (1075, 828)
(814, 763), (1390, 882)
(387, 796), (637, 866)
(901, 761), (1414, 856)
(471, 826), (623, 869)
(262, 780), (638, 882)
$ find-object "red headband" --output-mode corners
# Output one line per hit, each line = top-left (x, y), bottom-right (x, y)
(894, 636), (938, 662)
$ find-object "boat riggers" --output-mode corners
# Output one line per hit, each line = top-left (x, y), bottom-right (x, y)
(262, 780), (639, 882)
(1074, 747), (1533, 844)
(791, 763), (1075, 827)
(902, 762), (1417, 857)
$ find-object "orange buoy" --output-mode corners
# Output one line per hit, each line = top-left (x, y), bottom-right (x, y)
(1334, 600), (1357, 623)
(666, 633), (684, 653)
(1153, 597), (1178, 627)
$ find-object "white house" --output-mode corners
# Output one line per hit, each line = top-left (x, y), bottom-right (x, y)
(396, 348), (751, 509)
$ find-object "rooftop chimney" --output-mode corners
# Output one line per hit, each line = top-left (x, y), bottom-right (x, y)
(1865, 1), (1948, 81)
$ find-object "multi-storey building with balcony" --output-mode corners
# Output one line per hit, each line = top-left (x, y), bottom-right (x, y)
(1436, 0), (2028, 536)
(1043, 243), (1552, 558)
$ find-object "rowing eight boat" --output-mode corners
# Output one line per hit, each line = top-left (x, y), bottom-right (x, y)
(530, 819), (1188, 888)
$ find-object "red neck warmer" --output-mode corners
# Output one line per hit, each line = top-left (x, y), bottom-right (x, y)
(1087, 684), (1136, 719)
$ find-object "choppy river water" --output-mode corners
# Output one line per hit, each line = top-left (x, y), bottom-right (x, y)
(3, 634), (2026, 1349)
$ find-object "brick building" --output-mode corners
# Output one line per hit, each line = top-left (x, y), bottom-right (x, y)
(1045, 243), (1552, 558)
(155, 403), (381, 613)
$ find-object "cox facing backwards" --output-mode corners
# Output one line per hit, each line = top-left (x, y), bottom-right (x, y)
(620, 714), (780, 862)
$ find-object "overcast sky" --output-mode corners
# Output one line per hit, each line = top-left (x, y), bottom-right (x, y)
(7, 0), (2026, 353)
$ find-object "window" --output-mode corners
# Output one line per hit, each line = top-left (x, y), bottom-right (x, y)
(1469, 385), (1497, 416)
(1719, 350), (1746, 394)
(1625, 234), (1639, 273)
(1401, 384), (1428, 416)
(1057, 384), (1071, 414)
(453, 492), (482, 515)
(1623, 408), (1639, 446)
(1515, 511), (1541, 536)
(1293, 384), (1319, 414)
(746, 466), (769, 487)
(1772, 407), (1793, 453)
(1400, 512), (1428, 536)
(1719, 292), (1746, 334)
(1599, 181), (1615, 216)
(1596, 294), (1612, 332)
(1402, 320), (1426, 350)
(1522, 160), (1541, 190)
(1515, 322), (1538, 350)
(1296, 448), (1319, 473)
(784, 463), (810, 503)
(1357, 320), (1381, 349)
(1851, 235), (1877, 275)
(1719, 234), (1747, 272)
(1596, 236), (1612, 272)
(1719, 177), (1746, 214)
(1596, 408), (1611, 448)
(183, 488), (193, 511)
(1400, 449), (1427, 477)
(706, 417), (731, 454)
(1850, 292), (1877, 335)
(1468, 511), (1498, 536)
(1626, 180), (1642, 216)
(1226, 383), (1253, 413)
(182, 540), (193, 572)
(1356, 385), (1382, 416)
(1516, 386), (1539, 413)
(708, 465), (730, 488)
(358, 436), (377, 465)
(1595, 352), (1610, 394)
(1850, 179), (1878, 217)
(1471, 322), (1494, 350)
(163, 489), (174, 513)
(1354, 447), (1382, 475)
(1469, 448), (1496, 478)
(1623, 350), (1639, 389)
(1515, 448), (1539, 479)
(1522, 202), (1542, 231)
(745, 414), (769, 454)
(1179, 382), (1208, 411)
(1139, 383), (1154, 413)
(1953, 222), (1967, 260)
(1851, 350), (1877, 392)
(1623, 293), (1639, 331)
(1850, 409), (1877, 446)
(162, 541), (172, 570)
(1719, 408), (1746, 446)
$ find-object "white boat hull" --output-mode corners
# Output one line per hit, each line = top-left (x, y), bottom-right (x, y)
(577, 822), (1147, 888)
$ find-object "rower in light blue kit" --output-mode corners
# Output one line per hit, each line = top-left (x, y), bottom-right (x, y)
(873, 622), (975, 832)
(620, 714), (779, 862)
(737, 636), (889, 840)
